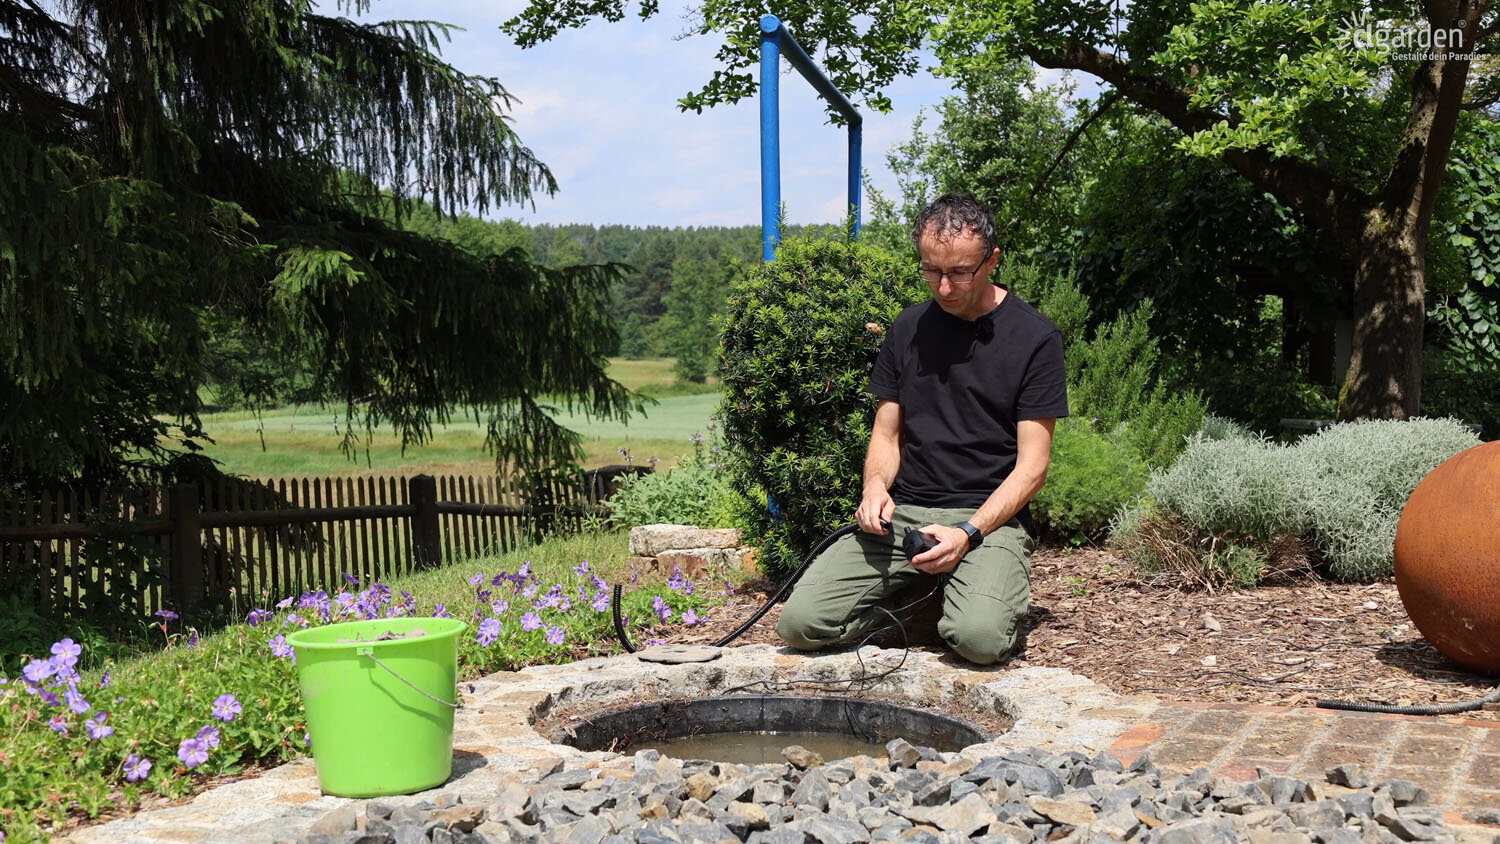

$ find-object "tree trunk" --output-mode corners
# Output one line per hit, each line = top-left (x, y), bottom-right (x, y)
(1337, 1), (1482, 420)
(1339, 211), (1427, 419)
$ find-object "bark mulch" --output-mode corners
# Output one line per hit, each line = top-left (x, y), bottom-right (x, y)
(675, 545), (1500, 720)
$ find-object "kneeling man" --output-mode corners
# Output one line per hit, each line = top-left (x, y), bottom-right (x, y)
(776, 192), (1068, 664)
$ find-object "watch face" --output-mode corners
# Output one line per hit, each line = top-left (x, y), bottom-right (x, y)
(961, 523), (981, 548)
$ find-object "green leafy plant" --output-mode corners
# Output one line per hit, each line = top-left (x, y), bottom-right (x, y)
(1031, 417), (1150, 543)
(606, 427), (743, 529)
(717, 234), (925, 579)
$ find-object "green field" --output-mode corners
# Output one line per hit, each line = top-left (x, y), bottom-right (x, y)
(195, 359), (722, 478)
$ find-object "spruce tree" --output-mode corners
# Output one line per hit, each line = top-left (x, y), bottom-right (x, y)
(0, 0), (635, 492)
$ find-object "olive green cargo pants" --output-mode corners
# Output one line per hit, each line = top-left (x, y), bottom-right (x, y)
(775, 505), (1035, 665)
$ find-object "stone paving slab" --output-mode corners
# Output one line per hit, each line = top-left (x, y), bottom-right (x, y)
(1105, 702), (1500, 827)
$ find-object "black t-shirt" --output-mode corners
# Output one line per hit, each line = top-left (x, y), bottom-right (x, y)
(868, 286), (1069, 530)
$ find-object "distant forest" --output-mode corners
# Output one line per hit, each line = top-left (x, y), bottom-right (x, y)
(401, 204), (842, 379)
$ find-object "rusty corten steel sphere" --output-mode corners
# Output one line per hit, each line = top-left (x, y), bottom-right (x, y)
(1394, 440), (1500, 675)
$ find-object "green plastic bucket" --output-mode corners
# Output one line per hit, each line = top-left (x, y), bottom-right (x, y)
(286, 616), (466, 797)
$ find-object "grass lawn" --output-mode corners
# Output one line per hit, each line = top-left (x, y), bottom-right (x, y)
(194, 359), (721, 479)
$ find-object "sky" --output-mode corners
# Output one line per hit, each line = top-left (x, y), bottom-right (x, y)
(350, 1), (1090, 227)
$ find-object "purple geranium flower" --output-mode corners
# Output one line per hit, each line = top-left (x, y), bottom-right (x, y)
(246, 609), (273, 627)
(275, 595), (295, 609)
(65, 686), (90, 714)
(22, 658), (54, 684)
(185, 632), (199, 649)
(683, 609), (700, 626)
(124, 754), (152, 782)
(490, 598), (509, 615)
(652, 595), (672, 622)
(477, 618), (501, 647)
(468, 572), (484, 586)
(86, 713), (113, 740)
(155, 609), (179, 622)
(177, 737), (208, 767)
(557, 598), (572, 613)
(572, 560), (590, 575)
(545, 626), (565, 646)
(343, 572), (360, 585)
(212, 694), (241, 722)
(51, 638), (81, 668)
(99, 669), (111, 689)
(433, 602), (451, 619)
(517, 561), (532, 579)
(590, 592), (610, 613)
(48, 715), (67, 734)
(196, 725), (221, 749)
(269, 635), (293, 658)
(520, 612), (542, 631)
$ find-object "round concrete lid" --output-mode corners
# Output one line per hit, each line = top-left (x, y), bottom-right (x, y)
(634, 644), (724, 664)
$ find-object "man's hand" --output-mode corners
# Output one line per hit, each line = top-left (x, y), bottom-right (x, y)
(857, 488), (895, 534)
(909, 524), (969, 574)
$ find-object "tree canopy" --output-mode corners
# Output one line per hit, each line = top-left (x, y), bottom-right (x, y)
(505, 0), (1500, 421)
(1, 0), (637, 492)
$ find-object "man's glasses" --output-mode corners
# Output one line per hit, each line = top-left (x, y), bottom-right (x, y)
(919, 255), (989, 285)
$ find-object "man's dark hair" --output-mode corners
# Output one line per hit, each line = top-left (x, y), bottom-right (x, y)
(910, 192), (998, 256)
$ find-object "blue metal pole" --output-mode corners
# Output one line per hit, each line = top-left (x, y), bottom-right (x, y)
(848, 121), (862, 240)
(759, 14), (781, 262)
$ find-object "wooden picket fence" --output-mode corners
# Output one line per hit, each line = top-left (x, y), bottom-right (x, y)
(0, 472), (606, 620)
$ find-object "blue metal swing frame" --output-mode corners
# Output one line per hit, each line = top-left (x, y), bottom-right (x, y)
(758, 14), (862, 261)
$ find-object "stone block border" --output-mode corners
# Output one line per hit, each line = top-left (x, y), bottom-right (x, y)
(59, 644), (1155, 843)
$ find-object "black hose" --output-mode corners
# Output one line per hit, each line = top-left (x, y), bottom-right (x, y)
(612, 523), (863, 654)
(1316, 684), (1500, 715)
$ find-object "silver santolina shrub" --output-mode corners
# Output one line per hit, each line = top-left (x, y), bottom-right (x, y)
(1118, 417), (1479, 582)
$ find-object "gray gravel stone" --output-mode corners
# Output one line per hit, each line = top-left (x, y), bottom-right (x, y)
(793, 769), (833, 812)
(1339, 792), (1377, 819)
(1290, 801), (1348, 829)
(1328, 764), (1372, 789)
(802, 816), (871, 843)
(1157, 817), (1240, 844)
(310, 807), (359, 837)
(885, 738), (921, 769)
(1463, 808), (1500, 825)
(1380, 780), (1430, 808)
(291, 734), (1477, 844)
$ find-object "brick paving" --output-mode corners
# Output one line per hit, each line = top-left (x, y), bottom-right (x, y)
(1108, 703), (1500, 826)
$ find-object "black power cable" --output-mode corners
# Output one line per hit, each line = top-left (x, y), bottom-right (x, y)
(1317, 685), (1500, 715)
(609, 520), (949, 746)
(614, 522), (865, 654)
(611, 521), (937, 656)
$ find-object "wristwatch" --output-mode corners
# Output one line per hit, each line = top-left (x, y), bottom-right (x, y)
(956, 521), (983, 551)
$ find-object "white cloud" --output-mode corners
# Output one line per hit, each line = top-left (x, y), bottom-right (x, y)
(341, 1), (1100, 226)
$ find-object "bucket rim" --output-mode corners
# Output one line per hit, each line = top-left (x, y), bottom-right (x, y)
(285, 616), (467, 650)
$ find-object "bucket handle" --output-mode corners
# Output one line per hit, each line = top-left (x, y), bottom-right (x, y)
(359, 648), (460, 710)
